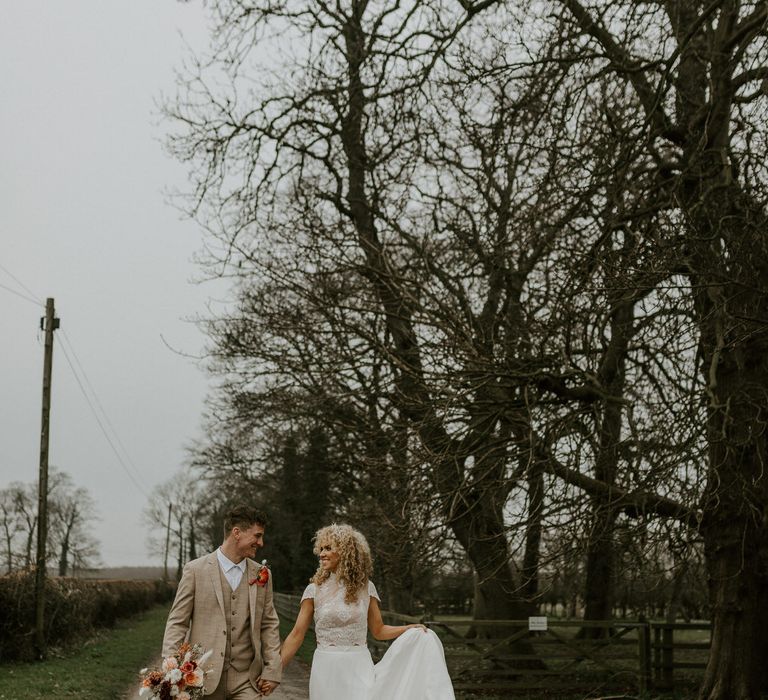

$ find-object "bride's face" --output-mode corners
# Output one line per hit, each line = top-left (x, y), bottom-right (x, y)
(317, 541), (340, 572)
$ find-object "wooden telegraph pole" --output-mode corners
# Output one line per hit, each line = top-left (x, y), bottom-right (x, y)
(34, 298), (59, 659)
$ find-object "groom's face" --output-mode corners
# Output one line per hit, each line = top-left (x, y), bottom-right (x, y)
(235, 523), (265, 560)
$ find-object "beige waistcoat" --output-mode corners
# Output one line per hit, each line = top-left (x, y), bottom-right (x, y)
(218, 564), (255, 672)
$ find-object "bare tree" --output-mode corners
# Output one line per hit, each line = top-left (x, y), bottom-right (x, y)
(48, 471), (100, 576)
(166, 0), (588, 622)
(9, 482), (38, 570)
(510, 1), (768, 694)
(144, 471), (209, 578)
(0, 473), (101, 576)
(0, 488), (23, 573)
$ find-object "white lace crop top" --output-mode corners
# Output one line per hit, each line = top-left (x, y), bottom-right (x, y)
(301, 573), (380, 648)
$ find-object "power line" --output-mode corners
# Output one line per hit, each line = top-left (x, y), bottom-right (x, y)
(0, 281), (43, 307)
(0, 262), (43, 305)
(59, 329), (148, 484)
(57, 335), (149, 498)
(55, 335), (150, 499)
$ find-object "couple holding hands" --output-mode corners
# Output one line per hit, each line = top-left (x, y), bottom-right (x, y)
(162, 506), (454, 699)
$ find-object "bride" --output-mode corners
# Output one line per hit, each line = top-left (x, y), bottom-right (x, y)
(279, 524), (455, 700)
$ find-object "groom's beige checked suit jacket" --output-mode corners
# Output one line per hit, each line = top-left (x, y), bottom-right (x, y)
(162, 552), (282, 695)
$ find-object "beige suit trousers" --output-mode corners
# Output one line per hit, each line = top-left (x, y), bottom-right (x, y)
(207, 666), (261, 700)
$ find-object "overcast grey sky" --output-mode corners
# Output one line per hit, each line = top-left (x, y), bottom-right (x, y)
(1, 2), (224, 566)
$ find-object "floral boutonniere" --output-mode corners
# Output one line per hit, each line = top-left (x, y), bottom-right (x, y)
(249, 560), (270, 587)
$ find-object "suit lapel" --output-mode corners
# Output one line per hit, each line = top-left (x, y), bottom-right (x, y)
(208, 552), (225, 616)
(247, 559), (258, 628)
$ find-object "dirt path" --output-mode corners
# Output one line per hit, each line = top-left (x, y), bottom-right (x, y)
(270, 659), (311, 700)
(124, 658), (310, 700)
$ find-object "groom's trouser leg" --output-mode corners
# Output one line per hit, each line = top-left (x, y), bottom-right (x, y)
(226, 667), (260, 700)
(208, 668), (227, 700)
(208, 666), (259, 699)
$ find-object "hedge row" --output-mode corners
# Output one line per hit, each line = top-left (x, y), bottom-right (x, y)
(0, 571), (175, 661)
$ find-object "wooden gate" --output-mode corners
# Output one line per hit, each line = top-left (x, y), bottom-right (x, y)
(428, 618), (647, 695)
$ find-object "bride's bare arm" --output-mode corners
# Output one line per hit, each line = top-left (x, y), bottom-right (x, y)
(280, 599), (314, 667)
(367, 598), (426, 641)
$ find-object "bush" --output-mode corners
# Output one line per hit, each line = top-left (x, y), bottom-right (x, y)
(0, 571), (175, 661)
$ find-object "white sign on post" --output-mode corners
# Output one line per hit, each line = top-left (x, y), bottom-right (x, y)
(528, 616), (548, 631)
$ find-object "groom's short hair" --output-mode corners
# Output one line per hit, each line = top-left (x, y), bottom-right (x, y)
(223, 505), (268, 536)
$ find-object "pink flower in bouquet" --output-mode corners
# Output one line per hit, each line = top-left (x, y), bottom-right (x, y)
(178, 693), (191, 700)
(162, 656), (179, 672)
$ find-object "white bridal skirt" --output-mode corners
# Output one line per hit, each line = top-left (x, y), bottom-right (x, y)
(309, 628), (455, 700)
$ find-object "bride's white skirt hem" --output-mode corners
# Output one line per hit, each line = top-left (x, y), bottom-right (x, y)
(309, 629), (455, 700)
(310, 646), (374, 699)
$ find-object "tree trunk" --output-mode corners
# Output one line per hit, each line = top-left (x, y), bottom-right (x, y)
(452, 486), (532, 621)
(665, 558), (689, 624)
(188, 520), (197, 561)
(3, 529), (12, 574)
(521, 461), (544, 605)
(58, 531), (70, 576)
(451, 473), (544, 667)
(687, 175), (768, 699)
(696, 346), (768, 699)
(339, 7), (531, 631)
(580, 294), (633, 637)
(163, 503), (172, 583)
(176, 515), (184, 582)
(581, 510), (617, 627)
(58, 508), (77, 577)
(25, 530), (34, 570)
(699, 524), (768, 700)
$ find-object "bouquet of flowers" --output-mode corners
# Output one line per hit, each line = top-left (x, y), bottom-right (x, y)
(139, 642), (212, 699)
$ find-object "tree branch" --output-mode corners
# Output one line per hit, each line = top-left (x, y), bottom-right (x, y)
(543, 449), (700, 528)
(559, 0), (679, 141)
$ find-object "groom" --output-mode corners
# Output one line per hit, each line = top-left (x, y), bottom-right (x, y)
(162, 505), (282, 698)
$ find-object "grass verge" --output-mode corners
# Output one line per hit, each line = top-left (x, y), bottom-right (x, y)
(0, 603), (169, 700)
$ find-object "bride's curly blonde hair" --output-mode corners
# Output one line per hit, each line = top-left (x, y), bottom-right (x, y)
(310, 524), (373, 604)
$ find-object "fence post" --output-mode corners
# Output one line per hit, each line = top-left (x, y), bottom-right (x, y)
(638, 622), (652, 697)
(651, 624), (659, 687)
(661, 625), (674, 690)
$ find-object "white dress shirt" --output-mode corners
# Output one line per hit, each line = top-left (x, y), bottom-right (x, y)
(216, 547), (247, 590)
